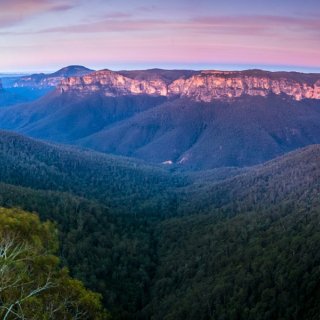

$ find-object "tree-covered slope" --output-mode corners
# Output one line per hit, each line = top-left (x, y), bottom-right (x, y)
(148, 208), (320, 320)
(0, 130), (188, 319)
(0, 130), (185, 318)
(179, 144), (320, 216)
(145, 145), (320, 320)
(0, 181), (161, 319)
(1, 131), (320, 319)
(79, 95), (320, 169)
(0, 130), (186, 213)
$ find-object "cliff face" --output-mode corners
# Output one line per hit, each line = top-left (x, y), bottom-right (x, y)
(170, 71), (320, 101)
(58, 69), (320, 102)
(59, 70), (169, 96)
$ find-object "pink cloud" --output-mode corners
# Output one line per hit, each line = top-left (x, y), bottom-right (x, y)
(1, 6), (319, 72)
(189, 15), (320, 37)
(0, 0), (76, 12)
(30, 13), (320, 42)
(0, 0), (76, 27)
(38, 18), (169, 33)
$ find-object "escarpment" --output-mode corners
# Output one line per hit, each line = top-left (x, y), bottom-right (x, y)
(58, 69), (320, 101)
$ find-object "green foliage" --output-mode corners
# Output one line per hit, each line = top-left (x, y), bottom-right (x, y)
(147, 210), (320, 320)
(0, 182), (159, 318)
(0, 207), (108, 320)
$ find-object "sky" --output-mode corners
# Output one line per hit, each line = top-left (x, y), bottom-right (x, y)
(0, 0), (319, 72)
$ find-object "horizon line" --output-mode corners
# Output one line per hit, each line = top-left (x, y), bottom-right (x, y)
(1, 63), (320, 75)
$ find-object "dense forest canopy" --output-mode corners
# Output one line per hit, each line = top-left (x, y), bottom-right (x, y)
(0, 131), (320, 319)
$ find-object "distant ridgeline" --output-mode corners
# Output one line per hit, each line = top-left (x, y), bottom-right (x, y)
(0, 65), (94, 105)
(8, 65), (94, 90)
(0, 67), (320, 169)
(58, 69), (320, 101)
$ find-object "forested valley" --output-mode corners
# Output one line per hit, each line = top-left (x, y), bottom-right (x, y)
(1, 131), (320, 319)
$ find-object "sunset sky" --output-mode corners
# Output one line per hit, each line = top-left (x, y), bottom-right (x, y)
(0, 0), (319, 72)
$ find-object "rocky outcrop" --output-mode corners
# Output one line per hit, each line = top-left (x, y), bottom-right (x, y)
(59, 70), (168, 96)
(170, 71), (320, 101)
(58, 69), (320, 102)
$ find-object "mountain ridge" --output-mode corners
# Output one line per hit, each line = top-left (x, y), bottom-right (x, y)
(12, 65), (94, 89)
(1, 67), (320, 169)
(58, 68), (320, 102)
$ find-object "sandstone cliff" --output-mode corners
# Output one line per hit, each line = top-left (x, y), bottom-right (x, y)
(58, 69), (320, 102)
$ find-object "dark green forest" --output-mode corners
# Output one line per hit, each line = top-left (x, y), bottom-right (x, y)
(0, 207), (108, 319)
(1, 131), (320, 319)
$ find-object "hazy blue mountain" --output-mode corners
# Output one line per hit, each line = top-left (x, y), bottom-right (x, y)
(0, 68), (319, 170)
(0, 65), (94, 106)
